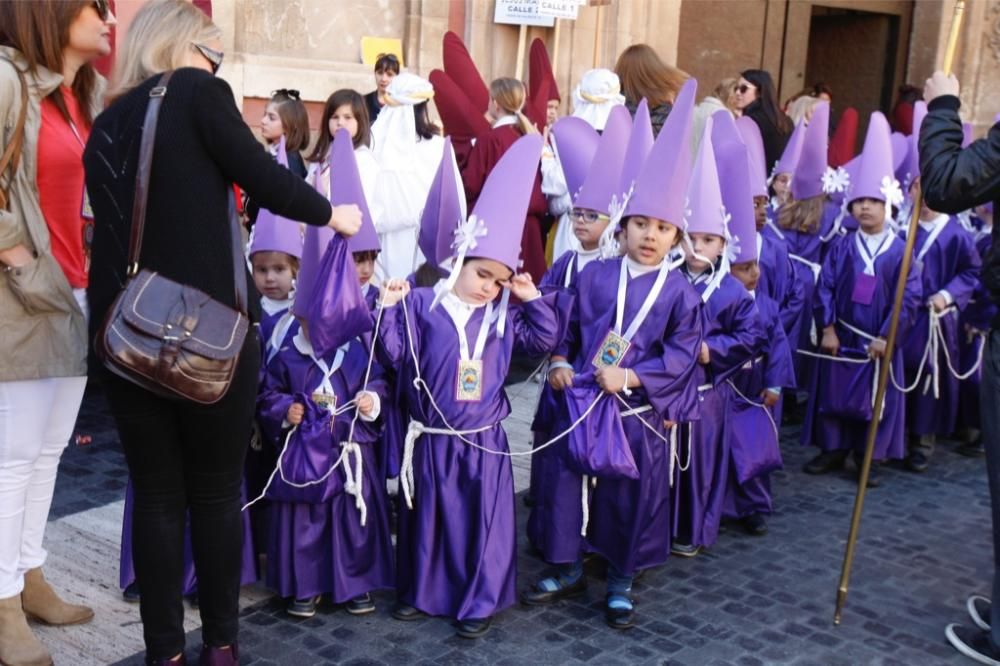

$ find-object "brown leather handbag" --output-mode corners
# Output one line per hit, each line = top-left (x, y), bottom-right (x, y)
(97, 71), (249, 404)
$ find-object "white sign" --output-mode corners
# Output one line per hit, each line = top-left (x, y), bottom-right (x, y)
(494, 0), (557, 27)
(537, 0), (579, 19)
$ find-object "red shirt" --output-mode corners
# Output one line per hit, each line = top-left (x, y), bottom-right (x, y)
(37, 87), (90, 288)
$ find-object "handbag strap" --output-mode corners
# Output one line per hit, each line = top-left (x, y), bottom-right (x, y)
(127, 70), (247, 315)
(0, 59), (29, 211)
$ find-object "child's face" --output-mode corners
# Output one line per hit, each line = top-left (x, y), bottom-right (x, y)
(975, 204), (994, 225)
(353, 253), (375, 286)
(546, 100), (560, 127)
(571, 207), (611, 250)
(686, 232), (725, 273)
(850, 198), (886, 232)
(260, 102), (284, 143)
(753, 195), (768, 231)
(772, 173), (791, 201)
(252, 251), (296, 301)
(622, 216), (679, 266)
(453, 258), (512, 305)
(730, 260), (761, 292)
(329, 104), (359, 140)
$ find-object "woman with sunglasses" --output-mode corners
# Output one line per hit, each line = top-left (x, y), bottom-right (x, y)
(0, 1), (115, 663)
(364, 53), (400, 124)
(82, 1), (361, 664)
(734, 70), (793, 172)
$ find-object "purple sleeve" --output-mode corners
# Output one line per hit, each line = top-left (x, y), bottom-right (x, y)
(256, 357), (296, 446)
(376, 302), (408, 369)
(881, 248), (923, 339)
(512, 291), (562, 356)
(943, 231), (983, 310)
(763, 307), (796, 389)
(705, 292), (768, 385)
(630, 288), (705, 422)
(780, 252), (806, 334)
(816, 239), (840, 329)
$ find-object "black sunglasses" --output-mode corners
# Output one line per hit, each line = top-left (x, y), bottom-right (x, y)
(737, 84), (755, 94)
(92, 0), (110, 21)
(272, 88), (301, 100)
(192, 43), (224, 75)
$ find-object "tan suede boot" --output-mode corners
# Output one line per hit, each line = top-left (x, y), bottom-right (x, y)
(20, 569), (93, 626)
(0, 594), (52, 666)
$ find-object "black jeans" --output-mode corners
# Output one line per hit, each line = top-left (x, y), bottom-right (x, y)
(104, 336), (260, 660)
(983, 331), (1000, 650)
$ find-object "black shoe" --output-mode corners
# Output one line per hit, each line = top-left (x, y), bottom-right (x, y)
(345, 593), (375, 615)
(455, 616), (492, 639)
(605, 595), (635, 630)
(521, 574), (587, 606)
(854, 456), (882, 488)
(905, 450), (929, 473)
(522, 493), (536, 508)
(945, 623), (1000, 665)
(186, 593), (199, 610)
(391, 603), (425, 621)
(670, 541), (701, 557)
(742, 513), (768, 536)
(803, 450), (848, 475)
(969, 595), (992, 632)
(959, 440), (987, 457)
(123, 582), (141, 604)
(286, 595), (320, 618)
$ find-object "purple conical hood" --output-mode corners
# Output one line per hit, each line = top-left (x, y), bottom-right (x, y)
(459, 134), (543, 272)
(574, 105), (631, 214)
(962, 122), (974, 148)
(899, 101), (927, 189)
(773, 117), (806, 178)
(714, 137), (757, 265)
(736, 116), (768, 198)
(890, 132), (908, 173)
(248, 137), (304, 259)
(790, 101), (830, 200)
(623, 79), (697, 226)
(327, 129), (379, 254)
(684, 117), (726, 237)
(419, 138), (464, 269)
(292, 224), (335, 318)
(550, 116), (599, 201)
(618, 98), (654, 200)
(848, 112), (897, 205)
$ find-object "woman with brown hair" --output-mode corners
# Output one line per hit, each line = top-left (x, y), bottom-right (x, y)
(461, 77), (548, 282)
(83, 1), (360, 663)
(0, 2), (115, 664)
(614, 44), (689, 137)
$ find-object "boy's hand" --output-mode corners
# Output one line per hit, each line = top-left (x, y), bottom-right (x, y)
(356, 392), (375, 416)
(381, 279), (410, 306)
(548, 367), (575, 391)
(286, 403), (305, 425)
(761, 389), (780, 408)
(821, 327), (840, 356)
(506, 273), (540, 301)
(595, 365), (628, 394)
(698, 342), (710, 365)
(868, 338), (887, 359)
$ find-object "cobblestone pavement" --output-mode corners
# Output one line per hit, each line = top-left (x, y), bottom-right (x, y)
(48, 383), (991, 665)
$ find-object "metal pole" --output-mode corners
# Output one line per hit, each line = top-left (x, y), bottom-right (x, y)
(833, 0), (965, 626)
(515, 24), (528, 81)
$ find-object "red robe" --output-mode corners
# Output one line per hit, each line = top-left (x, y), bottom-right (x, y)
(461, 125), (548, 283)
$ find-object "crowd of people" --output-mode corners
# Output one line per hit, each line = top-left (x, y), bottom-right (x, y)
(1, 1), (998, 665)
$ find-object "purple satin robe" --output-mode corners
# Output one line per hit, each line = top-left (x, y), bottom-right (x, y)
(546, 258), (703, 575)
(377, 287), (561, 620)
(802, 230), (921, 459)
(256, 337), (394, 602)
(958, 232), (994, 430)
(903, 217), (981, 437)
(758, 232), (806, 347)
(674, 273), (766, 548)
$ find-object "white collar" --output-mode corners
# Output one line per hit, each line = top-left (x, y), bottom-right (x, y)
(440, 288), (486, 332)
(747, 289), (756, 300)
(292, 328), (313, 355)
(919, 213), (949, 231)
(859, 227), (889, 246)
(261, 295), (293, 316)
(626, 255), (664, 278)
(493, 114), (518, 129)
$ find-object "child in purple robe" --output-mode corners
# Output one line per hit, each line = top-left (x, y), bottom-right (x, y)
(802, 112), (922, 485)
(956, 203), (995, 455)
(525, 106), (630, 530)
(901, 179), (981, 472)
(522, 80), (703, 631)
(378, 135), (561, 639)
(673, 114), (769, 556)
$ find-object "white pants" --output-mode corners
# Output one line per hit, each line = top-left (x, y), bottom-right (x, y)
(0, 375), (87, 599)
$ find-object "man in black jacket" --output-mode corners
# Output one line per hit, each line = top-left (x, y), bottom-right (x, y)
(921, 70), (1000, 665)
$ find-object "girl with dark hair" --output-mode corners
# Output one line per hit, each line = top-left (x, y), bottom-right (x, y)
(736, 69), (793, 170)
(364, 52), (401, 122)
(370, 72), (451, 280)
(0, 1), (114, 662)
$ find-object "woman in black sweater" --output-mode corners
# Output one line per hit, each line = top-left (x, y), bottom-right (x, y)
(735, 69), (793, 173)
(83, 2), (359, 664)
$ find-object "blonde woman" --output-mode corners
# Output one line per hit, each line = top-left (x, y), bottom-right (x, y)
(81, 1), (360, 664)
(691, 78), (739, 156)
(461, 78), (548, 282)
